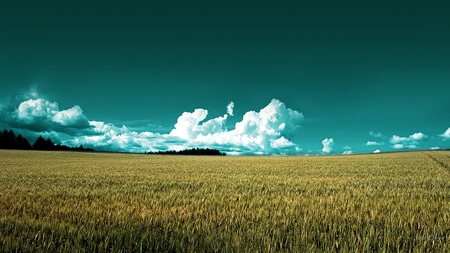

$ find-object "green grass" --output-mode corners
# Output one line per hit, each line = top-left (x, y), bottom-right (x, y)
(1, 150), (449, 252)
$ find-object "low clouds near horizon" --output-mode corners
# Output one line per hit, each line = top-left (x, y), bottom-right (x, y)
(2, 91), (449, 155)
(0, 93), (304, 155)
(390, 132), (428, 149)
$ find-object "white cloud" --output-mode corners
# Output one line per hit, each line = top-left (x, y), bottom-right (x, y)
(439, 127), (450, 140)
(373, 149), (381, 153)
(53, 105), (90, 128)
(321, 138), (334, 154)
(429, 147), (440, 150)
(227, 101), (234, 116)
(170, 99), (304, 154)
(3, 92), (306, 154)
(24, 98), (303, 154)
(390, 132), (428, 149)
(393, 144), (404, 149)
(390, 135), (408, 144)
(16, 98), (58, 120)
(5, 98), (91, 134)
(366, 141), (383, 146)
(410, 132), (427, 141)
(342, 145), (352, 154)
(67, 127), (173, 153)
(170, 108), (227, 140)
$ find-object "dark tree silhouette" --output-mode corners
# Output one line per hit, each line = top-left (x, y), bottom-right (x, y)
(0, 129), (94, 152)
(147, 148), (226, 156)
(15, 134), (32, 150)
(33, 136), (50, 150)
(45, 137), (55, 150)
(0, 129), (16, 149)
(0, 129), (31, 149)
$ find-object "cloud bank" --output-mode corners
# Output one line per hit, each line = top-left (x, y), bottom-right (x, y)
(390, 132), (428, 149)
(1, 95), (304, 155)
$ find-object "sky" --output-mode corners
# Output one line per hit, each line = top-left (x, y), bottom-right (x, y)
(1, 0), (449, 155)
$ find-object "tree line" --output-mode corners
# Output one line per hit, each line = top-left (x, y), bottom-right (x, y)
(0, 129), (94, 151)
(146, 148), (226, 156)
(0, 129), (226, 155)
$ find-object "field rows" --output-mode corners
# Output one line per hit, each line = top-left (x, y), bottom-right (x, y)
(1, 150), (449, 252)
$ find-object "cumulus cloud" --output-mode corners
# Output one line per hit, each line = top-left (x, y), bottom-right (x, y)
(227, 101), (234, 116)
(390, 132), (428, 149)
(2, 93), (304, 154)
(366, 141), (383, 146)
(170, 99), (304, 154)
(53, 105), (89, 127)
(440, 127), (450, 140)
(392, 143), (406, 149)
(169, 108), (228, 140)
(342, 145), (352, 154)
(2, 98), (91, 134)
(373, 149), (381, 153)
(321, 138), (334, 154)
(411, 132), (427, 141)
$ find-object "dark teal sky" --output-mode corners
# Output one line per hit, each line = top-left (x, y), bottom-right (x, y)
(1, 0), (449, 154)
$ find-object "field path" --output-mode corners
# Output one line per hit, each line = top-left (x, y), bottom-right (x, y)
(422, 151), (450, 172)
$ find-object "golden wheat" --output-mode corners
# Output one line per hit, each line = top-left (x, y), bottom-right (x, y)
(1, 150), (449, 252)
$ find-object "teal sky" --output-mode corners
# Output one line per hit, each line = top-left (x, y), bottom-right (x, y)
(1, 0), (449, 154)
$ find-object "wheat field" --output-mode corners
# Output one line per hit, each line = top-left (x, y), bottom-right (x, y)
(0, 150), (449, 252)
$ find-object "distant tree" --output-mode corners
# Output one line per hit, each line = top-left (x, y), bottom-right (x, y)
(0, 129), (16, 149)
(57, 143), (74, 151)
(33, 136), (55, 150)
(15, 134), (31, 150)
(53, 143), (94, 152)
(45, 138), (55, 150)
(0, 129), (94, 152)
(0, 129), (31, 150)
(32, 136), (45, 150)
(147, 147), (226, 156)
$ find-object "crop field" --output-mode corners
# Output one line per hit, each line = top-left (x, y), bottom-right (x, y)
(1, 150), (449, 252)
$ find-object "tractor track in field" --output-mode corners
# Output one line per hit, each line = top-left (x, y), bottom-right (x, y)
(422, 152), (450, 172)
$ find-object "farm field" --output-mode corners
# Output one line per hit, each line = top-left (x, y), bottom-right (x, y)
(1, 150), (449, 252)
